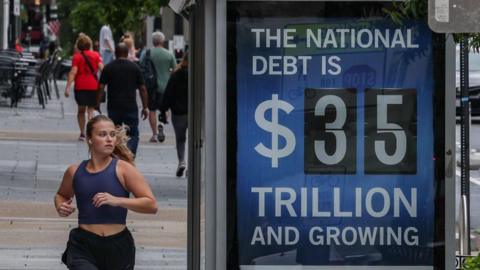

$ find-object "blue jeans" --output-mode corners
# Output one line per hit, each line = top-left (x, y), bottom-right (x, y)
(101, 50), (114, 65)
(108, 110), (139, 156)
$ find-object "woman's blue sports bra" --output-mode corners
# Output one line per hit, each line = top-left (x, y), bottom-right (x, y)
(73, 158), (129, 224)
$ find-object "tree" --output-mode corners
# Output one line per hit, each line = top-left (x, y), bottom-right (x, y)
(57, 0), (168, 54)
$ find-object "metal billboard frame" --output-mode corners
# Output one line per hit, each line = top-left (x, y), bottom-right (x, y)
(203, 1), (456, 269)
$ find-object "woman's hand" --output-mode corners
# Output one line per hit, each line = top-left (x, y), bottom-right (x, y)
(92, 192), (121, 208)
(64, 87), (70, 98)
(57, 198), (76, 217)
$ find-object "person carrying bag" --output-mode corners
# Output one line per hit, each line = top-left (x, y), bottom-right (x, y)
(64, 33), (104, 141)
(81, 50), (104, 114)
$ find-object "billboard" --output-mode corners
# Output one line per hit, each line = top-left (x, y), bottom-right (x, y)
(227, 2), (446, 270)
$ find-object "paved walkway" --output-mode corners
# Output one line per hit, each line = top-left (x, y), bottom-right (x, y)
(0, 81), (187, 269)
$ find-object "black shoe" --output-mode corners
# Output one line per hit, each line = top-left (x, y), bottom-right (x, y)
(176, 162), (186, 177)
(157, 125), (165, 142)
(159, 110), (169, 124)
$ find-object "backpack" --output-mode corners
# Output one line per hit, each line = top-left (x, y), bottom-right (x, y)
(140, 49), (158, 92)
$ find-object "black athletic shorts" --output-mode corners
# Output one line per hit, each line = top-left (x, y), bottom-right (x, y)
(147, 90), (164, 111)
(62, 227), (135, 270)
(74, 90), (98, 107)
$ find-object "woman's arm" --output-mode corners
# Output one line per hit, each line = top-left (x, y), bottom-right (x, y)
(64, 66), (78, 98)
(92, 160), (158, 214)
(160, 72), (177, 113)
(54, 164), (77, 217)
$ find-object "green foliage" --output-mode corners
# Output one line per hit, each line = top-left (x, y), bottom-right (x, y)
(70, 1), (106, 38)
(382, 0), (427, 24)
(463, 255), (480, 270)
(57, 0), (169, 54)
(383, 0), (480, 51)
(57, 0), (76, 56)
(455, 33), (480, 53)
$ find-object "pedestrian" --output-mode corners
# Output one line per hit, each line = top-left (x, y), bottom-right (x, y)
(123, 36), (139, 62)
(39, 37), (50, 59)
(140, 31), (176, 143)
(65, 33), (103, 141)
(120, 31), (131, 40)
(55, 114), (158, 270)
(121, 31), (140, 63)
(99, 24), (115, 65)
(136, 40), (145, 59)
(97, 42), (149, 156)
(120, 31), (134, 42)
(14, 38), (23, 53)
(160, 53), (188, 177)
(48, 41), (58, 56)
(93, 40), (99, 52)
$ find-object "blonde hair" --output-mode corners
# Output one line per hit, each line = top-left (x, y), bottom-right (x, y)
(86, 115), (135, 164)
(123, 31), (134, 39)
(123, 37), (135, 50)
(75, 33), (93, 51)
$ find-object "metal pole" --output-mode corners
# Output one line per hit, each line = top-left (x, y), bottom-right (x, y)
(459, 37), (471, 255)
(8, 0), (13, 47)
(145, 16), (154, 49)
(187, 1), (202, 270)
(2, 0), (9, 49)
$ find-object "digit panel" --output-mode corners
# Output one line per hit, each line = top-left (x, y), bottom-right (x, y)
(304, 88), (357, 174)
(364, 88), (417, 174)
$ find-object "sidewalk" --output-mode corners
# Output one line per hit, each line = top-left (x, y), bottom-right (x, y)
(0, 81), (187, 269)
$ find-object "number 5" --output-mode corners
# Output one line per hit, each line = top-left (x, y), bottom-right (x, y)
(375, 95), (406, 165)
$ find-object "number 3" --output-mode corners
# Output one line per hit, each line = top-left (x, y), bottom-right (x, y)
(314, 95), (347, 165)
(375, 95), (406, 165)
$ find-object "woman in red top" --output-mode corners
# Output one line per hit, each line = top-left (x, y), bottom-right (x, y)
(14, 38), (23, 53)
(65, 33), (104, 141)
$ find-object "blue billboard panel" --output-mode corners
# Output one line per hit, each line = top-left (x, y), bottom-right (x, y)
(227, 2), (445, 270)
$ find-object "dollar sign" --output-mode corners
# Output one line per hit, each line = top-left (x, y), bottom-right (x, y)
(254, 94), (296, 168)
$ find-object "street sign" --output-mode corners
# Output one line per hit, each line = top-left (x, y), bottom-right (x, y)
(226, 1), (449, 269)
(428, 0), (480, 33)
(13, 0), (19, 16)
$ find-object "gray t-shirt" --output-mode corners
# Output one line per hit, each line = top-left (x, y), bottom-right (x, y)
(140, 47), (176, 93)
(99, 25), (114, 53)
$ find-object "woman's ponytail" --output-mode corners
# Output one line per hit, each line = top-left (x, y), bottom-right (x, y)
(112, 125), (135, 165)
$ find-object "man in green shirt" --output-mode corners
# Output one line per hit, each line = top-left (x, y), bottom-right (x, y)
(140, 31), (177, 143)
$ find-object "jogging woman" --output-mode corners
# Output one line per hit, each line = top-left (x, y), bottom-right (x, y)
(55, 115), (158, 269)
(65, 33), (104, 141)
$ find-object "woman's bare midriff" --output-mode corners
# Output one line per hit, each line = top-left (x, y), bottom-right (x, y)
(79, 224), (126, 236)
